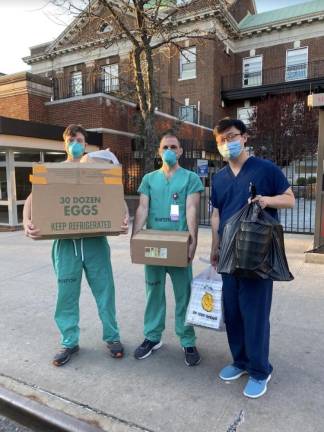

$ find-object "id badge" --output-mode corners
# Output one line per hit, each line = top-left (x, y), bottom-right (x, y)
(170, 204), (179, 221)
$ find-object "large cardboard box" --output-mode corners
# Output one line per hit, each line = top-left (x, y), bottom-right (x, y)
(131, 230), (190, 267)
(30, 162), (124, 239)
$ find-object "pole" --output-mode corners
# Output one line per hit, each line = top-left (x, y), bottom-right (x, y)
(313, 107), (324, 249)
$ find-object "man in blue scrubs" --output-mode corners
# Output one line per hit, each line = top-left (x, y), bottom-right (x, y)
(210, 118), (295, 398)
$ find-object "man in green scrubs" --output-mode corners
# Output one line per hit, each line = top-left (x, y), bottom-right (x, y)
(132, 131), (204, 366)
(23, 125), (128, 366)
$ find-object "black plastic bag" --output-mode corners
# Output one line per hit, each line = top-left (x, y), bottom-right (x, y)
(217, 202), (294, 281)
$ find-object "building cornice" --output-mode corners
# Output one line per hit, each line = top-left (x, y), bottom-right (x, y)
(23, 38), (108, 65)
(24, 2), (239, 66)
(23, 1), (324, 65)
(0, 71), (51, 87)
(239, 12), (324, 38)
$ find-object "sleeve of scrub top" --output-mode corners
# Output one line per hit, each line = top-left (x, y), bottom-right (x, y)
(187, 172), (204, 195)
(137, 173), (150, 196)
(271, 163), (291, 195)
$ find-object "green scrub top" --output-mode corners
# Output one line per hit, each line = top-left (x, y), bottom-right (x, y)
(138, 167), (204, 231)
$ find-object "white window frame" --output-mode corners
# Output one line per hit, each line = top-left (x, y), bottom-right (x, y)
(70, 71), (83, 97)
(102, 64), (119, 92)
(285, 47), (308, 82)
(242, 55), (262, 87)
(237, 106), (256, 127)
(179, 104), (197, 123)
(179, 47), (196, 80)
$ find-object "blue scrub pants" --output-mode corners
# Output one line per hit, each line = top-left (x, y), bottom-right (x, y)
(222, 274), (273, 380)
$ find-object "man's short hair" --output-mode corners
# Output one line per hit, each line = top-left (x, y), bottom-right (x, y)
(63, 124), (88, 141)
(159, 130), (181, 146)
(214, 118), (247, 137)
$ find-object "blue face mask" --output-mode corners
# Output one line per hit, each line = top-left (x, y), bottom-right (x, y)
(162, 149), (177, 167)
(68, 141), (85, 159)
(218, 140), (243, 160)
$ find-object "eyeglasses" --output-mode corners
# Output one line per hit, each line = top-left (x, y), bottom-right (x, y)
(162, 145), (178, 150)
(218, 133), (241, 144)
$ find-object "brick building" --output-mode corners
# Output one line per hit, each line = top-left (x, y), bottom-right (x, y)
(3, 0), (324, 143)
(20, 0), (324, 128)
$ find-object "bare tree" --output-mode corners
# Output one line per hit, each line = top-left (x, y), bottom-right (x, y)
(48, 0), (226, 171)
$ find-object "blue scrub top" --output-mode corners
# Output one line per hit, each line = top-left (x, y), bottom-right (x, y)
(211, 156), (290, 236)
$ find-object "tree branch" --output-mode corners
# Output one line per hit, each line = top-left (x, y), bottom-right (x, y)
(100, 0), (140, 47)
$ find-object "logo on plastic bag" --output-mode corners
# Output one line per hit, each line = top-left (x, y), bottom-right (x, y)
(201, 292), (214, 312)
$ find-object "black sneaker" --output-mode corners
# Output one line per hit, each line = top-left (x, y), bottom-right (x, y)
(134, 339), (162, 360)
(53, 345), (79, 367)
(184, 347), (201, 366)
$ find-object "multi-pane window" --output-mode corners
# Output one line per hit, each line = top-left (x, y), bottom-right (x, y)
(286, 47), (308, 81)
(102, 64), (119, 92)
(70, 71), (82, 96)
(242, 56), (262, 87)
(179, 105), (197, 123)
(237, 106), (256, 127)
(180, 47), (196, 80)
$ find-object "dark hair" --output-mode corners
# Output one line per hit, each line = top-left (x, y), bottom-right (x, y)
(213, 118), (247, 136)
(63, 124), (88, 141)
(159, 130), (181, 146)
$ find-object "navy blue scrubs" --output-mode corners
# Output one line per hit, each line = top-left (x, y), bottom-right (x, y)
(211, 156), (290, 380)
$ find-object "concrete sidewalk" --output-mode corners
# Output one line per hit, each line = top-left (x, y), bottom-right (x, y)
(0, 229), (323, 432)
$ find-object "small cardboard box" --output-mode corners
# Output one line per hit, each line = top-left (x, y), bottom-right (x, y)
(30, 162), (124, 239)
(131, 230), (190, 267)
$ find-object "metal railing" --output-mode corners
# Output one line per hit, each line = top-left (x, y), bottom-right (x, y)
(221, 59), (324, 91)
(117, 136), (318, 234)
(51, 70), (213, 128)
(157, 97), (213, 128)
(52, 70), (136, 102)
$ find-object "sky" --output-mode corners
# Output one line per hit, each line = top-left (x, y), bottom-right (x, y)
(0, 0), (315, 74)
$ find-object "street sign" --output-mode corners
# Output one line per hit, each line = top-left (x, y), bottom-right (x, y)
(197, 159), (208, 177)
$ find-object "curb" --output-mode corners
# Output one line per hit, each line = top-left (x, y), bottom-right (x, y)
(304, 251), (324, 264)
(0, 385), (103, 432)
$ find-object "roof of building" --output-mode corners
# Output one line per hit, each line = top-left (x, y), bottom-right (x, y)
(0, 116), (102, 147)
(239, 0), (324, 29)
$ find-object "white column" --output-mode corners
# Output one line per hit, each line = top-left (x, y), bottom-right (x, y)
(6, 150), (18, 226)
(314, 109), (324, 249)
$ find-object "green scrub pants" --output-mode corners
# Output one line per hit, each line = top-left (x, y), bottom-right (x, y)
(144, 265), (196, 347)
(52, 237), (119, 348)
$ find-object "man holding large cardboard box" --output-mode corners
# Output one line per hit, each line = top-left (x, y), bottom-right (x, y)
(131, 132), (204, 366)
(23, 125), (128, 366)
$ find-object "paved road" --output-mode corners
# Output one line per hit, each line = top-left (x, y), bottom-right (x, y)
(0, 416), (32, 432)
(0, 229), (323, 432)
